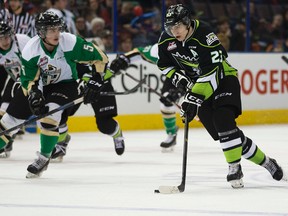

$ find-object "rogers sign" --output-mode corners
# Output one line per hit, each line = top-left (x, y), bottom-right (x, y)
(239, 69), (288, 95)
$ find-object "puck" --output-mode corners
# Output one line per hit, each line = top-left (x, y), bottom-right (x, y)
(154, 189), (160, 193)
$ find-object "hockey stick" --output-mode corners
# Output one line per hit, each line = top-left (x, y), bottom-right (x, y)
(281, 55), (288, 65)
(99, 76), (145, 96)
(154, 114), (189, 194)
(0, 97), (84, 136)
(0, 78), (144, 135)
(122, 71), (181, 109)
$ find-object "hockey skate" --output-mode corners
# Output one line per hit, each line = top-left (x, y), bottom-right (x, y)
(51, 134), (71, 162)
(113, 131), (125, 155)
(160, 128), (178, 153)
(0, 139), (14, 158)
(227, 162), (244, 189)
(26, 152), (50, 178)
(263, 157), (287, 181)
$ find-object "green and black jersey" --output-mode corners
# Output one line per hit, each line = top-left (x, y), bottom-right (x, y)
(157, 19), (237, 100)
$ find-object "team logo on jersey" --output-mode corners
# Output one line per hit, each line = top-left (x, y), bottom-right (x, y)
(39, 56), (48, 67)
(206, 33), (218, 45)
(189, 48), (199, 60)
(167, 42), (177, 51)
(4, 59), (21, 81)
(172, 52), (197, 62)
(41, 64), (61, 85)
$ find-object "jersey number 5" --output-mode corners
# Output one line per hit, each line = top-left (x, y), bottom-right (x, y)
(83, 44), (94, 52)
(211, 50), (223, 63)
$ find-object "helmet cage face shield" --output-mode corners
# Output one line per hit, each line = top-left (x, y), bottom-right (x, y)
(164, 4), (191, 37)
(165, 21), (186, 37)
(38, 24), (65, 39)
(35, 12), (65, 39)
(0, 20), (13, 38)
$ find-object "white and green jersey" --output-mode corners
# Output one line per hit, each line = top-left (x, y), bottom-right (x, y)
(0, 34), (30, 81)
(126, 44), (158, 65)
(21, 32), (108, 91)
(135, 44), (158, 64)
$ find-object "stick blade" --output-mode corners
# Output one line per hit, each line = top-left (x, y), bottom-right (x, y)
(156, 186), (181, 194)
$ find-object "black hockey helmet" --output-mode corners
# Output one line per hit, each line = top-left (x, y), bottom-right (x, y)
(164, 4), (192, 36)
(0, 19), (13, 37)
(35, 11), (65, 38)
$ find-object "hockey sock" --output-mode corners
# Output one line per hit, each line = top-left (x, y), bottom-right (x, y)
(0, 123), (11, 149)
(218, 128), (242, 163)
(160, 103), (177, 135)
(57, 132), (68, 143)
(241, 136), (265, 165)
(40, 133), (59, 157)
(0, 138), (6, 149)
(57, 123), (68, 143)
(111, 123), (122, 138)
(163, 116), (177, 134)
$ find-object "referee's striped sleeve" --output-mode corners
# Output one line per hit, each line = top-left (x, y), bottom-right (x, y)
(12, 12), (36, 37)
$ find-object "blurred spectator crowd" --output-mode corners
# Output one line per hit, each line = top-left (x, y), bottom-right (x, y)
(5, 0), (288, 53)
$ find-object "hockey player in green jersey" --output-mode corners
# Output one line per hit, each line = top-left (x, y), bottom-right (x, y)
(157, 4), (287, 188)
(50, 62), (125, 163)
(0, 11), (121, 178)
(110, 44), (184, 152)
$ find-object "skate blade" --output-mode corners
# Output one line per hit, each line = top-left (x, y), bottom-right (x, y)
(26, 171), (43, 179)
(229, 179), (244, 189)
(50, 156), (64, 163)
(0, 151), (11, 158)
(161, 147), (175, 153)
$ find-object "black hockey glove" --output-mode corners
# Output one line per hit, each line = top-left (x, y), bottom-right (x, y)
(159, 88), (184, 106)
(171, 71), (194, 91)
(180, 91), (204, 122)
(83, 76), (106, 104)
(28, 87), (47, 116)
(110, 54), (130, 74)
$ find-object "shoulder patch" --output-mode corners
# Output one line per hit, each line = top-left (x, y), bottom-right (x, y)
(167, 41), (177, 51)
(206, 32), (219, 45)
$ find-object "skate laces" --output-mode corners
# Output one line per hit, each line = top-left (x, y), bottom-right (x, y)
(55, 144), (66, 154)
(164, 133), (176, 143)
(263, 158), (278, 175)
(32, 152), (49, 169)
(228, 163), (240, 175)
(114, 136), (124, 149)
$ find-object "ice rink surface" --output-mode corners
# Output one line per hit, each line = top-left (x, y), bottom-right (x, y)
(0, 124), (288, 216)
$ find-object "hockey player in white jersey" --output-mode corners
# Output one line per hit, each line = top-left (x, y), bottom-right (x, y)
(0, 11), (120, 178)
(0, 19), (30, 158)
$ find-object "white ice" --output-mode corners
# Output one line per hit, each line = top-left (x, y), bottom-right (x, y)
(0, 124), (288, 216)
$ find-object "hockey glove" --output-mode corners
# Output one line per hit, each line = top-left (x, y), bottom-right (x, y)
(171, 71), (194, 91)
(28, 87), (47, 116)
(180, 91), (204, 122)
(160, 88), (184, 106)
(83, 76), (106, 104)
(110, 54), (130, 74)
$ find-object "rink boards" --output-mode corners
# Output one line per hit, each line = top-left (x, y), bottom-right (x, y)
(67, 53), (288, 132)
